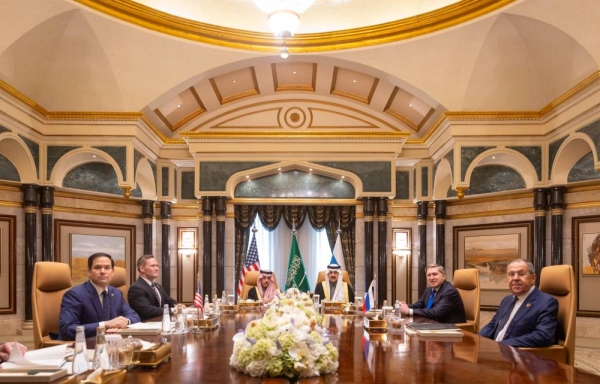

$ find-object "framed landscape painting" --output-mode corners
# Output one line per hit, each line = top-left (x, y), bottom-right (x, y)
(453, 221), (532, 309)
(54, 220), (136, 285)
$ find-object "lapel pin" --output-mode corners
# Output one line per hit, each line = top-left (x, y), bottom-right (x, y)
(526, 303), (531, 308)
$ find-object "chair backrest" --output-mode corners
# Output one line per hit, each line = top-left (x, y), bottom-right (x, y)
(539, 264), (576, 365)
(453, 268), (480, 332)
(315, 270), (350, 288)
(241, 271), (279, 300)
(32, 262), (73, 349)
(110, 266), (128, 301)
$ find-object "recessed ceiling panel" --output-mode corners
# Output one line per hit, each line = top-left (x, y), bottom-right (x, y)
(331, 67), (378, 104)
(209, 67), (259, 104)
(384, 87), (434, 131)
(272, 62), (316, 92)
(154, 87), (205, 131)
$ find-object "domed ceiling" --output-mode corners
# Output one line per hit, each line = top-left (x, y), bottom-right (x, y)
(0, 0), (598, 153)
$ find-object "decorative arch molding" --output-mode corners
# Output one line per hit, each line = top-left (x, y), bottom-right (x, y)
(551, 133), (597, 185)
(461, 148), (538, 189)
(225, 161), (364, 200)
(432, 158), (453, 200)
(0, 132), (37, 183)
(135, 158), (158, 200)
(51, 147), (126, 188)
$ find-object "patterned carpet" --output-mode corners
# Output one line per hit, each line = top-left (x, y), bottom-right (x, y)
(575, 347), (600, 376)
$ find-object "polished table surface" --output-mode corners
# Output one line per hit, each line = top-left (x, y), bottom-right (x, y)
(97, 312), (598, 383)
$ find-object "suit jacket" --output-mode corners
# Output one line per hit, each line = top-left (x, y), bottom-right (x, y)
(59, 281), (140, 340)
(479, 287), (559, 347)
(409, 280), (466, 323)
(128, 277), (178, 321)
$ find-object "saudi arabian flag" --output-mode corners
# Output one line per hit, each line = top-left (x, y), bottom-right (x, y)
(285, 234), (311, 292)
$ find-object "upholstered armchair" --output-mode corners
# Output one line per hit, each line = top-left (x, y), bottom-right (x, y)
(453, 268), (480, 333)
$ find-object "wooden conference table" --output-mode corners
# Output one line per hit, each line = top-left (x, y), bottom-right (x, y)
(87, 312), (597, 383)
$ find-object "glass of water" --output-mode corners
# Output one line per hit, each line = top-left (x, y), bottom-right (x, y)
(227, 294), (235, 305)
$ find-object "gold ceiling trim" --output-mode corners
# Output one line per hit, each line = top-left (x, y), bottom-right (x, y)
(181, 131), (410, 140)
(307, 107), (379, 129)
(213, 107), (283, 129)
(74, 0), (516, 53)
(405, 70), (600, 145)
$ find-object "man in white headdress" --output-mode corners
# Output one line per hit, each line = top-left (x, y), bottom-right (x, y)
(314, 264), (355, 303)
(247, 269), (280, 304)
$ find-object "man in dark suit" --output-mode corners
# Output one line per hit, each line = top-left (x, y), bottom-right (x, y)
(128, 254), (181, 321)
(58, 253), (140, 340)
(479, 259), (559, 347)
(399, 264), (466, 323)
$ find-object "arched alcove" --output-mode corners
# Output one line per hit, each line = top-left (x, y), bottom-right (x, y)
(0, 133), (37, 183)
(432, 158), (453, 199)
(51, 148), (125, 188)
(135, 158), (157, 199)
(552, 134), (597, 185)
(463, 148), (538, 189)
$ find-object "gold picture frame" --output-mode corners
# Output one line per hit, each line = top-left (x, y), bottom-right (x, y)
(0, 215), (16, 314)
(453, 221), (532, 310)
(573, 215), (600, 317)
(54, 220), (136, 285)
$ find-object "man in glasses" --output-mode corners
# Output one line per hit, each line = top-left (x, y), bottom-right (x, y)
(479, 259), (560, 347)
(247, 269), (280, 304)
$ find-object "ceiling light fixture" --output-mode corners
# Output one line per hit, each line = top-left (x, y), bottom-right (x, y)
(253, 0), (315, 57)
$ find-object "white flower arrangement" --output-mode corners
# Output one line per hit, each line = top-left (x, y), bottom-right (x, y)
(230, 288), (339, 379)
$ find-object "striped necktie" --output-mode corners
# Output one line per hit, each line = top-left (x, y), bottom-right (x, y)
(152, 283), (161, 306)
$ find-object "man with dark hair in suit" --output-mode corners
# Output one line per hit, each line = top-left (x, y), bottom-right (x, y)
(59, 253), (140, 340)
(479, 259), (559, 347)
(247, 269), (280, 304)
(128, 254), (182, 321)
(399, 263), (466, 323)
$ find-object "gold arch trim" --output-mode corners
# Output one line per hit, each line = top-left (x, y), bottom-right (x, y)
(74, 0), (515, 53)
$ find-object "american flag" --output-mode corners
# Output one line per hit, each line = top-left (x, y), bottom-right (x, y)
(193, 273), (203, 313)
(236, 231), (261, 296)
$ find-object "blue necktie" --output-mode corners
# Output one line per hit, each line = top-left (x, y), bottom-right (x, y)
(102, 290), (111, 320)
(426, 290), (436, 309)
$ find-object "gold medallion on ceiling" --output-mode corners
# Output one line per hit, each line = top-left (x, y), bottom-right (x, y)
(282, 107), (307, 129)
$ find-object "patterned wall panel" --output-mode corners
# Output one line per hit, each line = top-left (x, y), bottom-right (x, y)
(161, 167), (169, 196)
(234, 170), (354, 198)
(548, 136), (567, 179)
(395, 171), (410, 200)
(199, 162), (274, 191)
(63, 162), (122, 195)
(315, 161), (391, 193)
(0, 154), (20, 181)
(181, 171), (195, 200)
(578, 120), (600, 157)
(464, 165), (525, 196)
(93, 146), (126, 180)
(461, 146), (494, 181)
(568, 151), (600, 182)
(18, 135), (39, 179)
(47, 146), (79, 180)
(507, 146), (542, 181)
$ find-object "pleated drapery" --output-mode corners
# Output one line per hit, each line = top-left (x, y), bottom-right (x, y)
(234, 205), (356, 292)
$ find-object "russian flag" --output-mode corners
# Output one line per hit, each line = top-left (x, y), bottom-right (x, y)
(363, 280), (376, 312)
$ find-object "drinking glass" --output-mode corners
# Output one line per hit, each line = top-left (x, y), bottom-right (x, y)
(355, 296), (363, 312)
(227, 294), (235, 305)
(313, 294), (320, 306)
